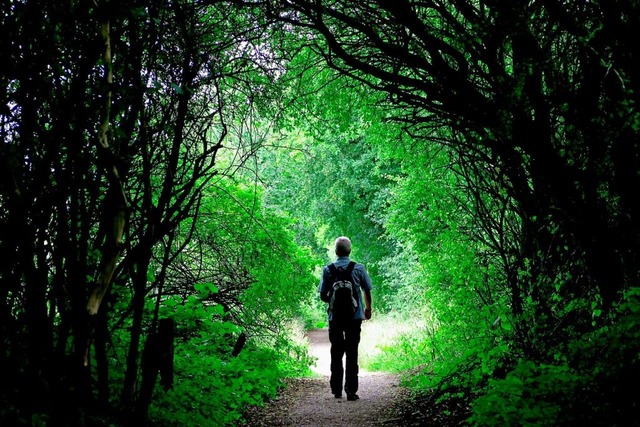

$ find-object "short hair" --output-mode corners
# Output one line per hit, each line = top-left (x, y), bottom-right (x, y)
(335, 236), (352, 256)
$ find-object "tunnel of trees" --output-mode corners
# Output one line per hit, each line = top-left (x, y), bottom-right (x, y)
(1, 1), (639, 425)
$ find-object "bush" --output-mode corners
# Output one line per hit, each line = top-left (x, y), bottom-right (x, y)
(148, 343), (283, 427)
(469, 287), (640, 426)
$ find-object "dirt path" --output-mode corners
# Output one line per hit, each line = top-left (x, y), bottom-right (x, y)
(244, 329), (407, 426)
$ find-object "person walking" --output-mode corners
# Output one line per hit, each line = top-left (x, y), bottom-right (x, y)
(319, 236), (373, 401)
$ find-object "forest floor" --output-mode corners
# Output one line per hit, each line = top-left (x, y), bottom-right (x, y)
(243, 329), (418, 426)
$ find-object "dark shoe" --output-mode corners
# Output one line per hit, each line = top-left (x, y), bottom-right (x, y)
(333, 392), (342, 398)
(347, 394), (359, 401)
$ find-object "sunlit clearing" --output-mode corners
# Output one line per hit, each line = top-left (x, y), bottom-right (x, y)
(359, 314), (428, 373)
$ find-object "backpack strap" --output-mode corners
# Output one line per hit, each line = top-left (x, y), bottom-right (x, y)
(345, 261), (358, 301)
(328, 263), (338, 276)
(329, 262), (355, 279)
(345, 261), (356, 275)
(321, 264), (338, 303)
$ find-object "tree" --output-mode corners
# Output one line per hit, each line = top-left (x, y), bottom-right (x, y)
(241, 0), (640, 347)
(235, 2), (640, 423)
(0, 0), (290, 423)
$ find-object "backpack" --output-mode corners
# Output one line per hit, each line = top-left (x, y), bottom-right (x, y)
(326, 261), (358, 322)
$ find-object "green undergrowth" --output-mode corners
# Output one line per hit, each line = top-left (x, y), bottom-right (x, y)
(148, 343), (282, 426)
(358, 290), (640, 426)
(140, 292), (314, 426)
(146, 329), (313, 427)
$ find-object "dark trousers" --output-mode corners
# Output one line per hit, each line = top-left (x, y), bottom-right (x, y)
(328, 319), (362, 395)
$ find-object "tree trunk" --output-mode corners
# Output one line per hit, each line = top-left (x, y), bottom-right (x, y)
(135, 318), (175, 423)
(121, 247), (152, 407)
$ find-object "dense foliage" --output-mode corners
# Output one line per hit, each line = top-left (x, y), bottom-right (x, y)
(0, 1), (315, 425)
(1, 1), (639, 426)
(252, 1), (640, 425)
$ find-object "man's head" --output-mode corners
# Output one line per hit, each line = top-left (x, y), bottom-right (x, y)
(334, 236), (352, 257)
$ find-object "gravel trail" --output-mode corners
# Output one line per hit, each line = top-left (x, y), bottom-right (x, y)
(244, 329), (407, 426)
